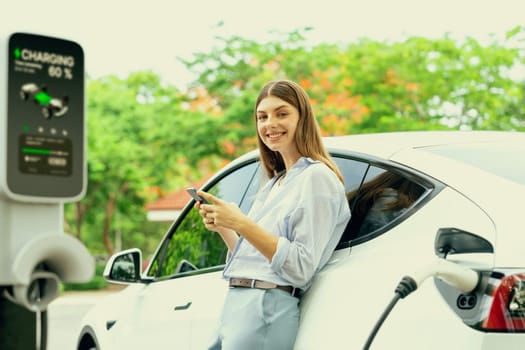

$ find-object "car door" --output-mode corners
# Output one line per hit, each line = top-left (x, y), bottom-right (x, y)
(114, 159), (261, 349)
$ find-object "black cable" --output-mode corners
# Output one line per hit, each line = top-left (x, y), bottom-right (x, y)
(362, 293), (401, 350)
(362, 276), (418, 350)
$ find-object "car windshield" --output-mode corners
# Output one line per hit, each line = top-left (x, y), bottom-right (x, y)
(422, 141), (525, 186)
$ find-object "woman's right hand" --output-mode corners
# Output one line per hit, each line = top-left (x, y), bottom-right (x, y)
(195, 201), (220, 232)
(195, 197), (239, 252)
(198, 191), (247, 232)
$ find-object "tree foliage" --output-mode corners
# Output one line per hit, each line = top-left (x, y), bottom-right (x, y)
(66, 27), (525, 259)
(183, 27), (525, 134)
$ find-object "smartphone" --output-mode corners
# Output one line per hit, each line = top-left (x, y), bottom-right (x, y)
(186, 187), (209, 204)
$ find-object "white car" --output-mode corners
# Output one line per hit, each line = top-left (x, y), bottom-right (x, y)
(77, 131), (525, 350)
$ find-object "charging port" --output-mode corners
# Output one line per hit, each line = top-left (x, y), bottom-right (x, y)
(457, 293), (477, 310)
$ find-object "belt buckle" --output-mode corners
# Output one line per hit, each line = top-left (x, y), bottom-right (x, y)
(250, 279), (256, 288)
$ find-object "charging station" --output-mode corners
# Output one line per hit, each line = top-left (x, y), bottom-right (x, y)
(0, 32), (94, 350)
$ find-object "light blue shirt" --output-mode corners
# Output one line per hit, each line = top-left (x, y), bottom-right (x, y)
(223, 157), (351, 291)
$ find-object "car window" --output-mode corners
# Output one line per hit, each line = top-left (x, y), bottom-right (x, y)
(332, 156), (369, 244)
(239, 163), (263, 213)
(147, 161), (259, 279)
(333, 156), (369, 194)
(344, 166), (426, 241)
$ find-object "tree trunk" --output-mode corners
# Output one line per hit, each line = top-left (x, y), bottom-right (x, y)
(102, 194), (116, 256)
(102, 183), (129, 257)
(74, 202), (85, 240)
(68, 183), (99, 242)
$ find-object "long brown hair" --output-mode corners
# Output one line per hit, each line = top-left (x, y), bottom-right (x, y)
(254, 80), (344, 183)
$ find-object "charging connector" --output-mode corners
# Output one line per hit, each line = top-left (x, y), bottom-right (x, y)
(362, 259), (479, 349)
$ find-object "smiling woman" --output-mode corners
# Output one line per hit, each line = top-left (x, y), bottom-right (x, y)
(195, 79), (350, 349)
(256, 96), (301, 166)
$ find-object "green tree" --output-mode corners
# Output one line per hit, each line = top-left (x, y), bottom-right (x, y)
(65, 74), (155, 256)
(182, 27), (525, 139)
(65, 72), (237, 257)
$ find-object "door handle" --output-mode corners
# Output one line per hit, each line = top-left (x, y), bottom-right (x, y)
(174, 301), (192, 311)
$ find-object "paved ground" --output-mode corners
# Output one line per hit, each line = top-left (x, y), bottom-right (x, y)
(47, 287), (124, 350)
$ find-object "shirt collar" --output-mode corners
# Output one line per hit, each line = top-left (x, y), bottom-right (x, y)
(266, 157), (319, 188)
(284, 156), (318, 177)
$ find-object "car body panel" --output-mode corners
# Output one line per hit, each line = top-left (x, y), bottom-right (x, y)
(392, 146), (525, 267)
(295, 186), (496, 349)
(78, 272), (227, 349)
(110, 272), (226, 349)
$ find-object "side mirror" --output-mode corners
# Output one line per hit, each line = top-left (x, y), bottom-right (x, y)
(435, 227), (494, 258)
(103, 248), (143, 284)
(175, 259), (197, 274)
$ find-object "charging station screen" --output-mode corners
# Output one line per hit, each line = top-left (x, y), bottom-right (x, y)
(6, 33), (84, 198)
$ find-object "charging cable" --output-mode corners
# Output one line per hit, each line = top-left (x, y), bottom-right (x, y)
(362, 258), (479, 350)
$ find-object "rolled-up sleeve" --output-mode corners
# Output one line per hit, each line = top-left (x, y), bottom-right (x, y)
(269, 237), (291, 272)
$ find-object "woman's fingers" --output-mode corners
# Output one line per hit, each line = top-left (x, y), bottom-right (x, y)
(198, 191), (222, 206)
(193, 194), (220, 230)
(198, 206), (216, 225)
(195, 191), (238, 229)
(202, 212), (221, 231)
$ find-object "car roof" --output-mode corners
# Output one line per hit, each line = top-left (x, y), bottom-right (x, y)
(323, 130), (521, 159)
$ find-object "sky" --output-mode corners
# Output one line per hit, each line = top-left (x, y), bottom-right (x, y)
(1, 0), (524, 89)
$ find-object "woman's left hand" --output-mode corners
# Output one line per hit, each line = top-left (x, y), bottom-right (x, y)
(198, 191), (246, 231)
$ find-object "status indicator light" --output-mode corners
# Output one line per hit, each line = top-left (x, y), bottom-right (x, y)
(22, 148), (51, 155)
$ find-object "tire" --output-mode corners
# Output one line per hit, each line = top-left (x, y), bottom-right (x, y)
(77, 333), (99, 350)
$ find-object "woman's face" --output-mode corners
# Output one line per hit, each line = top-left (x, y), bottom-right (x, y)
(256, 95), (300, 157)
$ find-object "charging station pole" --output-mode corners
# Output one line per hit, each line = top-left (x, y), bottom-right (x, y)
(0, 32), (94, 350)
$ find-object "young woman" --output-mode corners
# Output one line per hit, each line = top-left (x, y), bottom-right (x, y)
(197, 79), (350, 350)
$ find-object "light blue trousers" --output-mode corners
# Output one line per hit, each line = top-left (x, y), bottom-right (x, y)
(207, 287), (300, 350)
